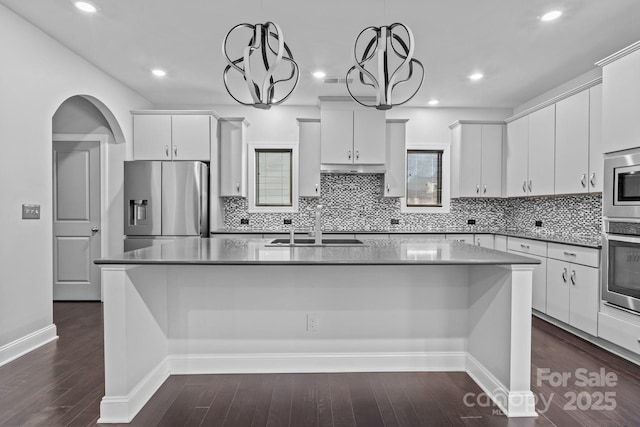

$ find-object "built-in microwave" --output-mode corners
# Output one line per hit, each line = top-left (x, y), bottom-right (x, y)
(604, 148), (640, 218)
(603, 219), (640, 314)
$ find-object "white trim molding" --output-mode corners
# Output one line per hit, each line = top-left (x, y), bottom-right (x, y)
(0, 324), (58, 368)
(596, 40), (640, 67)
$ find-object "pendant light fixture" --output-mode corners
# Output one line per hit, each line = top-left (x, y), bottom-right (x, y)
(346, 23), (424, 110)
(222, 22), (299, 109)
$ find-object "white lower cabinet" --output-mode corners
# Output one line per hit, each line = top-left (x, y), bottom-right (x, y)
(474, 234), (494, 249)
(546, 259), (571, 323)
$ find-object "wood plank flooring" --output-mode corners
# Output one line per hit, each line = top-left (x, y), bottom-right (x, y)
(1, 302), (640, 426)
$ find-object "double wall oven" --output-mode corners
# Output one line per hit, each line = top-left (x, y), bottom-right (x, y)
(603, 149), (640, 313)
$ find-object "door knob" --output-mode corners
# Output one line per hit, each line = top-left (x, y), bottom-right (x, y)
(91, 226), (99, 232)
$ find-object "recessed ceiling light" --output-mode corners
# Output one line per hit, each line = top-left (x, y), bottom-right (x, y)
(428, 99), (439, 106)
(540, 10), (562, 22)
(74, 1), (98, 13)
(151, 69), (167, 77)
(312, 71), (326, 79)
(468, 73), (484, 81)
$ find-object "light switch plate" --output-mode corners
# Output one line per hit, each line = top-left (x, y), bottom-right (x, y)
(22, 204), (40, 219)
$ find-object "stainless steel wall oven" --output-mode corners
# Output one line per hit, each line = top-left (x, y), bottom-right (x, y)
(603, 219), (640, 313)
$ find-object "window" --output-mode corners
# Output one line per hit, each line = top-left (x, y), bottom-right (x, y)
(248, 142), (299, 213)
(407, 150), (443, 207)
(401, 143), (450, 213)
(256, 149), (292, 207)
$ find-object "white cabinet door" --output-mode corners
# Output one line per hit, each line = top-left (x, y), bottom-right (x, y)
(459, 124), (482, 197)
(219, 119), (248, 197)
(133, 115), (172, 160)
(171, 115), (211, 161)
(568, 264), (599, 336)
(298, 119), (321, 198)
(494, 235), (507, 252)
(555, 90), (589, 194)
(384, 120), (406, 197)
(474, 234), (494, 249)
(528, 104), (556, 196)
(546, 259), (570, 323)
(589, 84), (603, 193)
(321, 110), (353, 164)
(481, 124), (503, 197)
(506, 116), (529, 197)
(601, 48), (640, 153)
(354, 110), (386, 164)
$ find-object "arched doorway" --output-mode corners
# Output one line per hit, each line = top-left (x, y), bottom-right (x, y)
(52, 95), (125, 301)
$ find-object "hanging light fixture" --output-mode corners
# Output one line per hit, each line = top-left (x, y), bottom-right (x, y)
(346, 23), (424, 110)
(222, 22), (299, 109)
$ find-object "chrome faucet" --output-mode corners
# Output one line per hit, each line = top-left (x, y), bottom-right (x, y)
(310, 204), (323, 245)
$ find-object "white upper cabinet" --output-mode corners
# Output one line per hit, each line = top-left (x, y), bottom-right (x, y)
(451, 122), (504, 198)
(219, 118), (249, 197)
(384, 120), (407, 197)
(505, 116), (529, 197)
(132, 112), (212, 161)
(598, 42), (640, 154)
(527, 104), (556, 196)
(298, 119), (321, 198)
(555, 90), (590, 194)
(321, 108), (385, 165)
(589, 84), (603, 192)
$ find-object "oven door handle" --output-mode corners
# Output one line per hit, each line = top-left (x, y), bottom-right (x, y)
(606, 234), (640, 244)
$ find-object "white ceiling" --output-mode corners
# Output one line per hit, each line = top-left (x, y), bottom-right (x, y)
(3, 0), (640, 109)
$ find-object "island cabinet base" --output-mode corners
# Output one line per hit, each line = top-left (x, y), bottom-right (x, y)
(97, 264), (537, 423)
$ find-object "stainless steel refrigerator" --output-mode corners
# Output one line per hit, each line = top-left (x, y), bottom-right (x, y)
(124, 161), (208, 250)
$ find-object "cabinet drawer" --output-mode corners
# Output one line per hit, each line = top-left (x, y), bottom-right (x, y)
(445, 234), (474, 244)
(598, 312), (640, 355)
(547, 243), (599, 267)
(507, 237), (547, 257)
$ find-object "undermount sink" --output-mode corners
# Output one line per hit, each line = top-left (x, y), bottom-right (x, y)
(267, 238), (365, 247)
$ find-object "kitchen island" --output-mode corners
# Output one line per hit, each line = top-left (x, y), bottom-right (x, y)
(95, 237), (540, 423)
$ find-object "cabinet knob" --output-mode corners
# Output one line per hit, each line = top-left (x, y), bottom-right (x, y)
(562, 267), (567, 283)
(236, 183), (240, 193)
(581, 174), (586, 188)
(528, 180), (532, 192)
(165, 145), (169, 157)
(387, 183), (390, 193)
(355, 150), (359, 160)
(570, 270), (576, 285)
(315, 184), (319, 193)
(590, 173), (596, 188)
(174, 146), (178, 157)
(476, 184), (480, 194)
(348, 150), (352, 160)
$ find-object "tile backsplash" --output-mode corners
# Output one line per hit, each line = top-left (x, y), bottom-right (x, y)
(223, 174), (602, 235)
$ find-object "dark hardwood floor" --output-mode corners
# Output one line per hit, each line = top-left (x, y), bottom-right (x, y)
(1, 302), (640, 426)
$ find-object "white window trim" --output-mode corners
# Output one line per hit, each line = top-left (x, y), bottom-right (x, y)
(248, 141), (299, 213)
(400, 142), (451, 214)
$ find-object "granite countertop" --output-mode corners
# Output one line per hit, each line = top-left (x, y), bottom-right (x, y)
(211, 228), (602, 249)
(96, 237), (541, 266)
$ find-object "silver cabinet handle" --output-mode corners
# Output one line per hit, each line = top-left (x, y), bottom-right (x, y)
(476, 184), (480, 194)
(562, 267), (567, 283)
(348, 150), (352, 160)
(315, 184), (319, 193)
(165, 145), (169, 157)
(522, 181), (527, 193)
(581, 174), (586, 188)
(520, 244), (530, 249)
(528, 180), (532, 192)
(590, 173), (596, 188)
(91, 226), (99, 232)
(563, 251), (577, 257)
(477, 240), (481, 246)
(355, 150), (359, 160)
(236, 182), (240, 193)
(174, 146), (178, 157)
(483, 185), (487, 194)
(570, 270), (576, 285)
(387, 183), (390, 193)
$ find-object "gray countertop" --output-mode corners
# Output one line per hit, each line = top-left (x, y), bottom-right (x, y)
(211, 228), (602, 249)
(96, 237), (541, 266)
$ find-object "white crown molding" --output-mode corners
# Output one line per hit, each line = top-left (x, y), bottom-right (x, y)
(219, 117), (251, 126)
(505, 77), (602, 123)
(448, 120), (506, 129)
(131, 109), (221, 119)
(596, 40), (640, 67)
(296, 118), (320, 123)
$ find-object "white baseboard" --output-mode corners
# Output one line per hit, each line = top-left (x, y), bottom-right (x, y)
(98, 358), (170, 424)
(466, 354), (537, 418)
(0, 324), (58, 368)
(168, 351), (468, 374)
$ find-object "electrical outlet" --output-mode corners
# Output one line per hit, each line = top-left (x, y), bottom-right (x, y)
(283, 218), (292, 225)
(22, 204), (40, 219)
(240, 218), (249, 225)
(535, 220), (543, 227)
(467, 219), (476, 225)
(391, 219), (400, 225)
(307, 314), (319, 332)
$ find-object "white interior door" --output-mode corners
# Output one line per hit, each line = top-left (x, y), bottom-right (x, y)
(53, 140), (101, 300)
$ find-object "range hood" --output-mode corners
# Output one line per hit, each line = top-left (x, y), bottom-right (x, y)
(320, 164), (386, 174)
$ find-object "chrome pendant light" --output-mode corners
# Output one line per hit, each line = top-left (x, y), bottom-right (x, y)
(346, 23), (424, 110)
(222, 22), (299, 109)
